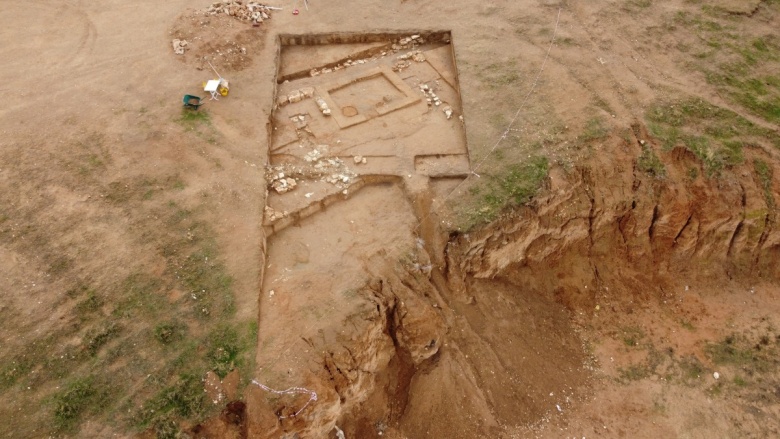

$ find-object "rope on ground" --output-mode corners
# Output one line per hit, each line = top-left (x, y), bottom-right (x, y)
(424, 6), (564, 221)
(251, 379), (318, 418)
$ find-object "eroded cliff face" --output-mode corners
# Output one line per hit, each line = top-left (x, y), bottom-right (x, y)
(449, 125), (780, 314)
(240, 125), (780, 439)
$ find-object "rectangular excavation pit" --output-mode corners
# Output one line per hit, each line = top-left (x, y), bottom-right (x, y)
(266, 31), (470, 227)
(320, 65), (421, 129)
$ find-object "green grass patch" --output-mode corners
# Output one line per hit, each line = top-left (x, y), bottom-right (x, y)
(617, 347), (664, 383)
(618, 363), (652, 381)
(0, 197), (258, 436)
(135, 373), (206, 428)
(84, 321), (121, 357)
(754, 158), (775, 208)
(646, 98), (779, 175)
(637, 144), (666, 178)
(677, 355), (706, 385)
(580, 117), (609, 143)
(112, 273), (165, 319)
(621, 326), (646, 347)
(177, 109), (211, 125)
(671, 9), (780, 124)
(154, 321), (187, 345)
(704, 331), (779, 378)
(206, 323), (251, 379)
(464, 156), (548, 228)
(52, 376), (109, 432)
(176, 240), (235, 319)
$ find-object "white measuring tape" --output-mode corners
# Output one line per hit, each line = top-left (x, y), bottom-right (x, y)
(251, 379), (318, 418)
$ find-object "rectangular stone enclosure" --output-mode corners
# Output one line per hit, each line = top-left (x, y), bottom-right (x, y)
(264, 31), (469, 234)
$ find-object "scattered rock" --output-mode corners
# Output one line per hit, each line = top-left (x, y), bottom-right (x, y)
(204, 1), (275, 24)
(353, 155), (367, 165)
(269, 175), (297, 194)
(288, 90), (303, 103)
(398, 50), (426, 63)
(419, 83), (448, 112)
(300, 87), (315, 98)
(392, 60), (412, 72)
(315, 97), (332, 116)
(290, 114), (308, 129)
(172, 39), (188, 55)
(304, 149), (323, 162)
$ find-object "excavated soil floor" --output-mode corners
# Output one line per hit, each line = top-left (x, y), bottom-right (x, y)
(1, 1), (780, 438)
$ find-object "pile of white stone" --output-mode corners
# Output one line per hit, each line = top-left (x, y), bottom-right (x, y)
(302, 145), (357, 189)
(172, 39), (188, 55)
(264, 206), (288, 221)
(419, 83), (454, 119)
(204, 1), (274, 24)
(393, 34), (426, 50)
(268, 171), (298, 194)
(265, 145), (358, 195)
(277, 87), (314, 107)
(308, 35), (427, 77)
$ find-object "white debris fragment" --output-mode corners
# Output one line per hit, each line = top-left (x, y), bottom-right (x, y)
(264, 206), (289, 221)
(315, 97), (332, 116)
(288, 90), (303, 103)
(204, 1), (275, 24)
(300, 87), (315, 98)
(172, 39), (188, 55)
(304, 149), (322, 162)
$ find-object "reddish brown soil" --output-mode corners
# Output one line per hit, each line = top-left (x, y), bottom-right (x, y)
(1, 0), (779, 438)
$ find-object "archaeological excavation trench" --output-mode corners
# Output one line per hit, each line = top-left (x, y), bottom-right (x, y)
(249, 34), (780, 439)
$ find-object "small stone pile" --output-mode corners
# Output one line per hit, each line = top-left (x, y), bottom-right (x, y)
(419, 84), (442, 107)
(393, 34), (426, 51)
(309, 35), (427, 77)
(314, 97), (331, 116)
(264, 206), (288, 222)
(397, 50), (426, 63)
(277, 87), (315, 107)
(172, 39), (188, 55)
(269, 172), (298, 194)
(315, 158), (356, 188)
(419, 83), (455, 120)
(204, 1), (274, 24)
(265, 144), (358, 195)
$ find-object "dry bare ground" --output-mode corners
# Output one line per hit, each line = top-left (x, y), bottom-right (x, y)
(1, 0), (780, 438)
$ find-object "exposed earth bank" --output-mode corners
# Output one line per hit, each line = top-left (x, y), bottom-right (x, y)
(197, 125), (780, 438)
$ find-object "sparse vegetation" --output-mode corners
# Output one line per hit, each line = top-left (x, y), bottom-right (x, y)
(177, 108), (211, 125)
(0, 195), (257, 435)
(646, 98), (779, 176)
(462, 155), (549, 228)
(705, 334), (770, 370)
(637, 144), (666, 178)
(621, 326), (646, 347)
(135, 373), (206, 428)
(580, 117), (609, 143)
(53, 376), (108, 431)
(754, 158), (775, 208)
(154, 321), (186, 345)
